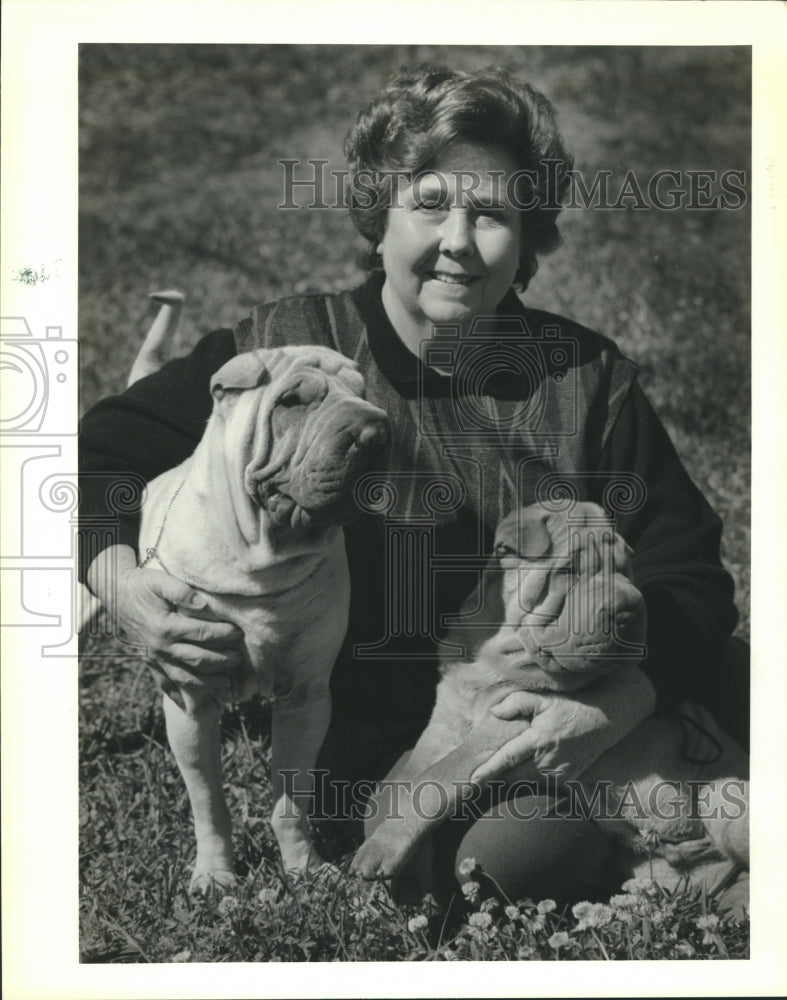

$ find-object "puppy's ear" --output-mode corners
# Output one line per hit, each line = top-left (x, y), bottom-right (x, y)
(517, 506), (552, 558)
(210, 352), (270, 401)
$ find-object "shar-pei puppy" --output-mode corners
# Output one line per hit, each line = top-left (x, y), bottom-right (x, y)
(352, 502), (749, 911)
(138, 345), (389, 893)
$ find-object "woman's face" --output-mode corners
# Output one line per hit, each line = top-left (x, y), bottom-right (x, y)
(377, 140), (522, 350)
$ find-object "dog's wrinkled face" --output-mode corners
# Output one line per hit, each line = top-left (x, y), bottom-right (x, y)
(490, 502), (647, 690)
(210, 346), (389, 529)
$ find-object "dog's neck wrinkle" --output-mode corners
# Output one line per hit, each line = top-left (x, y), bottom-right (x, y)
(175, 432), (333, 579)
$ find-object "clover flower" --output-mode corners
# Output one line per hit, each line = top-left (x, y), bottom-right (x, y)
(408, 914), (428, 933)
(170, 949), (191, 962)
(537, 898), (557, 914)
(468, 911), (493, 930)
(504, 905), (521, 922)
(622, 876), (659, 897)
(609, 893), (638, 911)
(257, 887), (279, 905)
(457, 856), (478, 877)
(549, 931), (570, 949)
(461, 880), (480, 903)
(572, 901), (613, 931)
(217, 895), (239, 916)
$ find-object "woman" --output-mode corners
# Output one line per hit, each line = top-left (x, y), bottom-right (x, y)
(79, 65), (746, 904)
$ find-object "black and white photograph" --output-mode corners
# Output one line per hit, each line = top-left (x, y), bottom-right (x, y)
(2, 3), (786, 998)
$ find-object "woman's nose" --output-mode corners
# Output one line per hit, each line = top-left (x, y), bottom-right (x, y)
(438, 208), (474, 256)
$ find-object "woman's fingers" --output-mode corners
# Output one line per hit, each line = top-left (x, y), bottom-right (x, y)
(489, 690), (544, 720)
(470, 729), (540, 784)
(161, 611), (243, 648)
(147, 570), (209, 611)
(164, 642), (241, 673)
(148, 656), (232, 695)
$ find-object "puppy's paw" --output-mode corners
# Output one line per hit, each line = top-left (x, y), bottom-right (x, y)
(189, 867), (237, 898)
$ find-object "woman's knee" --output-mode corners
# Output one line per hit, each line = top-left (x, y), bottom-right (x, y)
(432, 793), (617, 907)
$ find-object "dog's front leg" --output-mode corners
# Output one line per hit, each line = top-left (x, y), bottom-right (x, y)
(163, 692), (236, 893)
(269, 682), (332, 875)
(353, 714), (528, 880)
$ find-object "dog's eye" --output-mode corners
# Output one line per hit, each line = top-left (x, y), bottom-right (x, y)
(278, 391), (304, 407)
(494, 542), (518, 558)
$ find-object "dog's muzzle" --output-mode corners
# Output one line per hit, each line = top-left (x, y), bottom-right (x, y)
(259, 395), (390, 527)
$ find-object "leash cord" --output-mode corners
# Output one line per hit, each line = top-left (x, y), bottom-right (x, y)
(137, 478), (186, 575)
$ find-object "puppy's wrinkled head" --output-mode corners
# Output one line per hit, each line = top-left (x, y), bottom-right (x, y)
(487, 502), (646, 690)
(210, 346), (389, 529)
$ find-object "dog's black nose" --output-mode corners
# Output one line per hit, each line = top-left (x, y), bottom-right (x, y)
(356, 420), (388, 448)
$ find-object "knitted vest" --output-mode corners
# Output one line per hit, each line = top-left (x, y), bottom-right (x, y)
(234, 281), (638, 779)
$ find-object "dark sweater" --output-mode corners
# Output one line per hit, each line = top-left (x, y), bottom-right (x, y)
(79, 273), (738, 780)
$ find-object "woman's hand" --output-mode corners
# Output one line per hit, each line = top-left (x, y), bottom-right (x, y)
(87, 545), (243, 698)
(469, 667), (657, 785)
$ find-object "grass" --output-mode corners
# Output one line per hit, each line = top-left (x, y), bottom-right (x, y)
(79, 635), (749, 963)
(78, 44), (751, 962)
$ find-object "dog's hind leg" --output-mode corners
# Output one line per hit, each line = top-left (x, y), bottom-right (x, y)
(163, 691), (236, 894)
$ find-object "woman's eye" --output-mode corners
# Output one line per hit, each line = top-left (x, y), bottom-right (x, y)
(476, 208), (508, 224)
(415, 197), (445, 211)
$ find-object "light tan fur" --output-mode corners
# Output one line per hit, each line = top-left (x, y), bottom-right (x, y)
(352, 503), (748, 912)
(140, 345), (388, 892)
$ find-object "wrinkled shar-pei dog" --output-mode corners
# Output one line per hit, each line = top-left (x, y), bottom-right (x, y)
(138, 345), (389, 892)
(352, 502), (749, 911)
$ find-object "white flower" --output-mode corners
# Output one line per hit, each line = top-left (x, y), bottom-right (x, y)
(170, 949), (191, 962)
(609, 893), (637, 911)
(468, 911), (493, 930)
(572, 901), (613, 931)
(461, 880), (480, 903)
(537, 898), (556, 914)
(549, 931), (570, 949)
(622, 877), (658, 897)
(408, 914), (428, 933)
(217, 895), (238, 916)
(457, 856), (478, 877)
(696, 914), (720, 931)
(504, 905), (520, 922)
(480, 897), (499, 913)
(257, 887), (279, 905)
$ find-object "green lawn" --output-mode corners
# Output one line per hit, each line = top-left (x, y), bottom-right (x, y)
(79, 44), (750, 962)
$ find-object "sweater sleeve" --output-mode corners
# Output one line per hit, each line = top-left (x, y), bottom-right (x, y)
(596, 379), (739, 708)
(78, 328), (237, 584)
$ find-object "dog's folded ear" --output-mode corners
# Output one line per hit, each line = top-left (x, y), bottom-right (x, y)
(516, 506), (552, 558)
(211, 352), (270, 401)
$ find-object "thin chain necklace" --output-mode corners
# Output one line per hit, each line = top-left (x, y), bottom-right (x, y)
(138, 478), (186, 574)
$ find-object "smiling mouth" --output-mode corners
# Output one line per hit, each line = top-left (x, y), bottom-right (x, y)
(426, 271), (478, 286)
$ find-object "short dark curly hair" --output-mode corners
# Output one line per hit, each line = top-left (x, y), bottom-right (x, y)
(343, 64), (574, 291)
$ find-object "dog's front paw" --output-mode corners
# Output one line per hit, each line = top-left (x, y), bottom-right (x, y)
(351, 833), (409, 880)
(189, 866), (237, 898)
